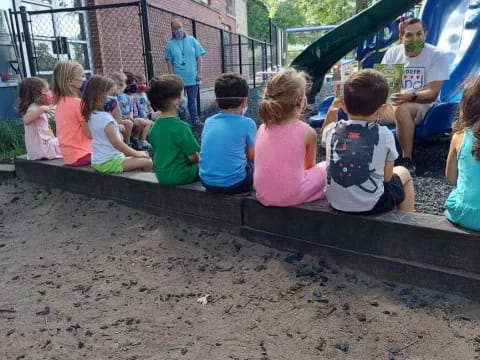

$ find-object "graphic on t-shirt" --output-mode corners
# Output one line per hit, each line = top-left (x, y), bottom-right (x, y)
(402, 67), (426, 91)
(327, 122), (379, 193)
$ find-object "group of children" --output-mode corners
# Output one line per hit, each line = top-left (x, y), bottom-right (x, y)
(16, 61), (480, 232)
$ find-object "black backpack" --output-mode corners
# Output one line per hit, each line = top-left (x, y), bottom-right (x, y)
(327, 121), (379, 193)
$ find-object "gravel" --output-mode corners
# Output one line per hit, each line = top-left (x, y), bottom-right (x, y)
(196, 84), (452, 216)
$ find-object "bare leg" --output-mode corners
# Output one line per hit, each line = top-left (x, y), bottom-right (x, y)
(141, 119), (153, 141)
(393, 166), (415, 211)
(119, 119), (133, 144)
(133, 118), (153, 141)
(122, 157), (153, 172)
(393, 103), (418, 159)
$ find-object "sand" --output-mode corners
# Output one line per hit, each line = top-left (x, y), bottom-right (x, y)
(1, 179), (480, 360)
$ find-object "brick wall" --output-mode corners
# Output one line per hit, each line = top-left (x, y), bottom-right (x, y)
(87, 0), (238, 88)
(87, 0), (145, 76)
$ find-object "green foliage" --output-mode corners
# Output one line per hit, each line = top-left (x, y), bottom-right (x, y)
(0, 119), (25, 161)
(247, 0), (270, 41)
(272, 0), (307, 30)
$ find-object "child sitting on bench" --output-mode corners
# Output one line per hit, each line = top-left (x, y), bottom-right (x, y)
(321, 69), (415, 214)
(444, 77), (480, 231)
(147, 75), (200, 185)
(199, 73), (256, 194)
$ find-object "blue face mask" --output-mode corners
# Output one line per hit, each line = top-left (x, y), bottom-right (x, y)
(79, 79), (88, 95)
(178, 97), (188, 113)
(173, 28), (184, 38)
(125, 84), (138, 94)
(104, 96), (118, 113)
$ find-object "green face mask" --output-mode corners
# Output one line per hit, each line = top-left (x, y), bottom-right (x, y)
(404, 39), (426, 53)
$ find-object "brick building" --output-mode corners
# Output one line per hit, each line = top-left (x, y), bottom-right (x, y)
(2, 0), (277, 120)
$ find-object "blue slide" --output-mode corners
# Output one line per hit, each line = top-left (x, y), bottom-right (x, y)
(311, 0), (480, 137)
(421, 0), (480, 102)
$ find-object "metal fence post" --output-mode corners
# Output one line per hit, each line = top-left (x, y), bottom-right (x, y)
(251, 39), (255, 88)
(268, 18), (273, 70)
(220, 29), (225, 73)
(19, 6), (36, 76)
(238, 34), (242, 75)
(263, 41), (267, 72)
(9, 8), (26, 78)
(191, 19), (200, 116)
(139, 0), (154, 80)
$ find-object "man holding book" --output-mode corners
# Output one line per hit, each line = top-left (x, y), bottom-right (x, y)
(380, 17), (449, 174)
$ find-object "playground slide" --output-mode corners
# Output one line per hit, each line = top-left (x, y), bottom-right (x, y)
(421, 0), (480, 102)
(290, 0), (422, 80)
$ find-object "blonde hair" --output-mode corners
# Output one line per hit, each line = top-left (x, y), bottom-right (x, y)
(80, 75), (116, 121)
(109, 71), (127, 90)
(52, 60), (84, 101)
(259, 68), (307, 126)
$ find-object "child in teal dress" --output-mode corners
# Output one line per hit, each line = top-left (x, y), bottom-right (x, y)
(445, 77), (480, 231)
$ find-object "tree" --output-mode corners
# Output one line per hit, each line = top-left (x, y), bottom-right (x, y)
(247, 0), (270, 41)
(356, 0), (370, 12)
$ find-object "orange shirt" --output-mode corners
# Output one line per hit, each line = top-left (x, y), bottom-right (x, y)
(55, 96), (91, 164)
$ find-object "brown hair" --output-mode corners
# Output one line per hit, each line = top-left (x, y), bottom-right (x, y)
(134, 72), (146, 84)
(343, 69), (389, 117)
(259, 67), (307, 126)
(124, 71), (136, 85)
(52, 60), (84, 101)
(80, 75), (116, 121)
(215, 73), (249, 109)
(400, 18), (426, 36)
(109, 72), (127, 92)
(453, 76), (480, 160)
(147, 74), (184, 112)
(17, 77), (48, 115)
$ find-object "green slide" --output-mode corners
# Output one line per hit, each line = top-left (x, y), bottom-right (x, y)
(291, 0), (422, 80)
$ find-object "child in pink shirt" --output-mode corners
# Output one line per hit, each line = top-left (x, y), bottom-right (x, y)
(254, 68), (327, 206)
(52, 60), (92, 166)
(17, 77), (61, 160)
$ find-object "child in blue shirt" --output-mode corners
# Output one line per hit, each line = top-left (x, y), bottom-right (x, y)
(199, 73), (257, 194)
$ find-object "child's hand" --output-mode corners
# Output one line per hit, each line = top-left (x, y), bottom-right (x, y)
(134, 151), (150, 159)
(41, 105), (55, 117)
(329, 84), (343, 112)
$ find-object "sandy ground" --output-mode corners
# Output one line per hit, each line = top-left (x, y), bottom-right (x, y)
(1, 179), (480, 360)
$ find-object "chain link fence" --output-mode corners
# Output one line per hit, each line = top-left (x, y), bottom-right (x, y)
(10, 0), (282, 113)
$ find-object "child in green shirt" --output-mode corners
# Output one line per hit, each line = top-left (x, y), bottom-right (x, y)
(147, 74), (200, 185)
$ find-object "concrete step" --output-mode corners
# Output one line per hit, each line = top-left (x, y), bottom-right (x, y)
(13, 156), (480, 300)
(0, 164), (15, 179)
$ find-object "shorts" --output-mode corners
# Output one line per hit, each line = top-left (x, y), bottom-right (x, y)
(360, 174), (405, 215)
(68, 153), (91, 167)
(414, 102), (435, 124)
(381, 102), (436, 125)
(202, 162), (254, 195)
(91, 156), (125, 174)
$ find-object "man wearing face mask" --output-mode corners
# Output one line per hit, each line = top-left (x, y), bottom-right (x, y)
(380, 18), (450, 174)
(165, 19), (206, 126)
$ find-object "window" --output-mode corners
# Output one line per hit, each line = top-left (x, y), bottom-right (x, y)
(226, 0), (235, 16)
(0, 7), (19, 86)
(198, 0), (210, 5)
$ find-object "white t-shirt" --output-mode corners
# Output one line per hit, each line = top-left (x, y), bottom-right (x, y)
(322, 120), (398, 212)
(381, 43), (450, 95)
(88, 111), (123, 164)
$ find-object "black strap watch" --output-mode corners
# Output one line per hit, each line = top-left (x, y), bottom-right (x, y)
(411, 92), (417, 102)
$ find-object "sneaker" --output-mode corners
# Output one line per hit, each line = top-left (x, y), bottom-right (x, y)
(396, 157), (416, 175)
(130, 136), (141, 150)
(192, 119), (204, 127)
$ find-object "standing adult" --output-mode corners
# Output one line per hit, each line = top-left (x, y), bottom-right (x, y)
(165, 19), (206, 126)
(381, 18), (450, 174)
